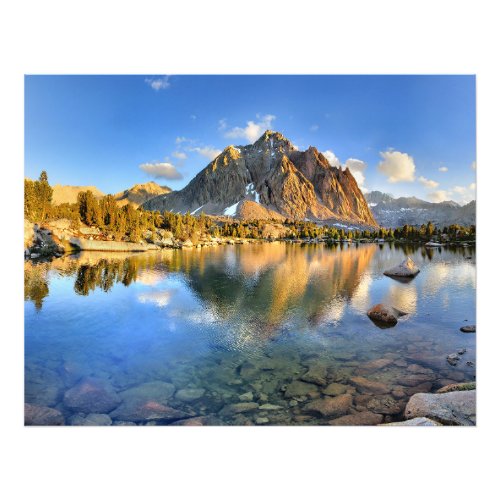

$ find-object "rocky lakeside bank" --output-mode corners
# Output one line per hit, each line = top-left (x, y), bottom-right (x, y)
(24, 218), (476, 262)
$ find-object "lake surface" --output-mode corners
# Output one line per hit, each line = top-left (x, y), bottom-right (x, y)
(24, 242), (476, 425)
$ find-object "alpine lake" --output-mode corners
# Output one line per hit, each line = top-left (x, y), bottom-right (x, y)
(24, 241), (476, 425)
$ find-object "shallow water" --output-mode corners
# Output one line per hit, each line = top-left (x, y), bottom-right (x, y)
(24, 242), (476, 425)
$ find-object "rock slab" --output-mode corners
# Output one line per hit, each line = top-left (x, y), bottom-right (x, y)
(25, 403), (64, 426)
(383, 257), (420, 278)
(404, 390), (476, 426)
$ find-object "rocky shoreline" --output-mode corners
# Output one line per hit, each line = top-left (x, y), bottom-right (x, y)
(24, 218), (476, 262)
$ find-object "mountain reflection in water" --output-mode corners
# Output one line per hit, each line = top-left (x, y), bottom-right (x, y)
(24, 242), (476, 425)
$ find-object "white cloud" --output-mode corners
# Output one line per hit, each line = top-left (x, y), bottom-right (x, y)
(190, 146), (222, 161)
(218, 118), (227, 131)
(172, 151), (187, 161)
(322, 150), (341, 167)
(224, 114), (276, 143)
(438, 166), (448, 172)
(310, 124), (319, 132)
(345, 158), (367, 189)
(453, 185), (467, 195)
(418, 176), (439, 189)
(145, 76), (170, 91)
(471, 161), (476, 170)
(427, 190), (451, 203)
(175, 136), (189, 144)
(469, 182), (476, 190)
(377, 150), (416, 183)
(139, 162), (182, 180)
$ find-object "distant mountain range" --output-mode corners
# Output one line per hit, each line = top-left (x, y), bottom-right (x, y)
(51, 182), (171, 208)
(143, 130), (377, 227)
(365, 191), (475, 228)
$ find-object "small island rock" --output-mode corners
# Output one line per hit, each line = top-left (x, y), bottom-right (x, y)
(383, 257), (420, 278)
(367, 304), (407, 326)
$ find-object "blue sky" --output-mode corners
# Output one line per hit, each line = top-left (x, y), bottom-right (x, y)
(25, 75), (476, 204)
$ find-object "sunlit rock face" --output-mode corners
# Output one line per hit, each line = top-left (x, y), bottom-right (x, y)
(143, 131), (377, 227)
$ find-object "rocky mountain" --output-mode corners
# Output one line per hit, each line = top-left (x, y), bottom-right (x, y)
(114, 181), (171, 208)
(52, 184), (104, 205)
(365, 191), (475, 228)
(143, 131), (377, 227)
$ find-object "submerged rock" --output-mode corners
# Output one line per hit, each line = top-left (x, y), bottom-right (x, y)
(110, 400), (190, 423)
(303, 394), (353, 418)
(63, 377), (121, 413)
(366, 396), (403, 415)
(350, 376), (391, 395)
(175, 388), (206, 402)
(170, 416), (223, 426)
(300, 365), (327, 386)
(446, 353), (460, 366)
(322, 382), (349, 397)
(328, 411), (384, 426)
(119, 381), (176, 405)
(284, 380), (320, 399)
(356, 358), (393, 374)
(219, 402), (259, 416)
(367, 304), (407, 327)
(404, 390), (476, 425)
(383, 257), (420, 278)
(25, 403), (64, 426)
(460, 325), (476, 333)
(68, 413), (112, 426)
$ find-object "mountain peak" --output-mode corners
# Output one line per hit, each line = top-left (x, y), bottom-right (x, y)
(254, 130), (294, 148)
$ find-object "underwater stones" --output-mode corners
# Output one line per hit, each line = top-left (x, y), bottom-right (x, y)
(24, 403), (64, 426)
(391, 386), (407, 399)
(393, 373), (435, 387)
(259, 403), (283, 411)
(110, 400), (190, 423)
(460, 325), (476, 333)
(238, 392), (254, 402)
(381, 417), (442, 426)
(63, 377), (121, 414)
(119, 381), (176, 405)
(404, 390), (476, 426)
(300, 365), (327, 386)
(219, 402), (259, 416)
(446, 353), (460, 366)
(383, 257), (420, 278)
(367, 304), (407, 327)
(303, 394), (353, 418)
(350, 376), (391, 395)
(175, 388), (206, 402)
(68, 413), (112, 426)
(322, 382), (349, 397)
(284, 380), (320, 399)
(170, 416), (223, 426)
(407, 364), (434, 375)
(238, 361), (259, 381)
(356, 358), (393, 375)
(328, 411), (384, 426)
(404, 382), (433, 397)
(255, 417), (269, 425)
(366, 396), (403, 415)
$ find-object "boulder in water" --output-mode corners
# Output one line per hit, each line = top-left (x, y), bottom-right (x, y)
(383, 257), (420, 278)
(367, 303), (407, 327)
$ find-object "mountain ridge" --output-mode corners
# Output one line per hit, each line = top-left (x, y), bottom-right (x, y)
(365, 191), (475, 228)
(143, 131), (378, 227)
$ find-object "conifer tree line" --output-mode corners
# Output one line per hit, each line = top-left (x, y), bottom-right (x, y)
(25, 171), (475, 243)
